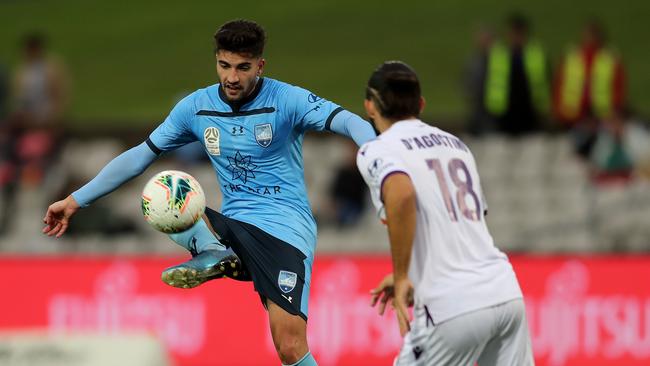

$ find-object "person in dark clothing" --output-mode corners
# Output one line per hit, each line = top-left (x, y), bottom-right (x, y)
(484, 14), (550, 136)
(463, 26), (496, 136)
(329, 140), (368, 227)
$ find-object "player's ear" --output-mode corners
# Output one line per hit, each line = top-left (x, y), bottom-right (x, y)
(419, 96), (426, 114)
(364, 98), (377, 120)
(257, 58), (266, 76)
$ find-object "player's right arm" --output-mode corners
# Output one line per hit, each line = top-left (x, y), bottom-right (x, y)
(42, 93), (198, 238)
(42, 142), (158, 237)
(357, 141), (416, 335)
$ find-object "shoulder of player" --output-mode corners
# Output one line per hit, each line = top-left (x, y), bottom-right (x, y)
(264, 78), (319, 100)
(181, 85), (224, 113)
(256, 77), (291, 95)
(357, 138), (390, 162)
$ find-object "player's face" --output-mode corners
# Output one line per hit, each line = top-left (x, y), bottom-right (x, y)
(216, 50), (265, 102)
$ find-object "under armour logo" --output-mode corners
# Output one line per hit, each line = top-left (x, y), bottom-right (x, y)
(413, 346), (423, 360)
(231, 126), (245, 136)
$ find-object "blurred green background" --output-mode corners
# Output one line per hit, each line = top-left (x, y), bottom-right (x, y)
(1, 0), (648, 130)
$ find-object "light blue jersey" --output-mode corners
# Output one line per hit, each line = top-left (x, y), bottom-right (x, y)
(148, 78), (367, 259)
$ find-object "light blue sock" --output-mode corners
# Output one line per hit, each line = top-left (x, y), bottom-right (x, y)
(283, 351), (317, 366)
(168, 218), (225, 254)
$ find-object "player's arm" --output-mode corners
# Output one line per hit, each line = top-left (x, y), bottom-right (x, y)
(43, 93), (197, 238)
(326, 108), (376, 146)
(285, 85), (376, 146)
(42, 142), (159, 237)
(382, 172), (417, 335)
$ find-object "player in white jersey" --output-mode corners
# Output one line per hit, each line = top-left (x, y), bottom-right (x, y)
(357, 61), (534, 365)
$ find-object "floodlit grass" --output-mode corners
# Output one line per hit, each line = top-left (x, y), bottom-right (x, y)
(1, 0), (648, 129)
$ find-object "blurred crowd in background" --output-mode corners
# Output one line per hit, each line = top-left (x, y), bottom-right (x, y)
(0, 12), (648, 254)
(462, 14), (647, 183)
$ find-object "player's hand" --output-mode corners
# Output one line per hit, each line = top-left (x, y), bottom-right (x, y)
(370, 273), (414, 316)
(393, 276), (414, 336)
(370, 273), (395, 316)
(42, 195), (80, 238)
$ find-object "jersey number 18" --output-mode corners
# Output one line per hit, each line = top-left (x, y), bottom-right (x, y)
(427, 158), (481, 222)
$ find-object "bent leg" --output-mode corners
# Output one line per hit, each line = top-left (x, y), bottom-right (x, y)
(161, 210), (249, 288)
(168, 216), (225, 254)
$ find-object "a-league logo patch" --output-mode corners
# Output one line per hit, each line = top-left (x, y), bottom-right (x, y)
(368, 158), (383, 177)
(278, 270), (297, 293)
(255, 123), (273, 148)
(204, 127), (220, 156)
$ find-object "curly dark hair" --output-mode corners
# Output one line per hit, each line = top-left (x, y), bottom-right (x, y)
(214, 19), (266, 57)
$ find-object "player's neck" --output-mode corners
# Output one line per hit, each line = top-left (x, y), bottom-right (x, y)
(377, 116), (418, 133)
(218, 77), (264, 112)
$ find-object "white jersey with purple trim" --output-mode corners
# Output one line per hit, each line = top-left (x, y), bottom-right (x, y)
(357, 119), (522, 323)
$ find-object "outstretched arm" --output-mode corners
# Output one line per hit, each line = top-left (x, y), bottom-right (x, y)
(285, 85), (377, 146)
(42, 141), (158, 237)
(327, 109), (377, 146)
(71, 141), (158, 207)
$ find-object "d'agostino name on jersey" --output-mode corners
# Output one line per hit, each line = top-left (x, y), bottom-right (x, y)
(399, 133), (469, 152)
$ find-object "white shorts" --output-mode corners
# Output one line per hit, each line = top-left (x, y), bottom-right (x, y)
(394, 299), (534, 366)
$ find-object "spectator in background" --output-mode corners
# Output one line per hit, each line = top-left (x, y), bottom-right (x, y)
(0, 61), (7, 120)
(462, 26), (496, 136)
(553, 21), (626, 160)
(484, 13), (550, 136)
(0, 32), (69, 234)
(11, 32), (69, 185)
(589, 111), (634, 183)
(329, 140), (367, 227)
(0, 61), (10, 234)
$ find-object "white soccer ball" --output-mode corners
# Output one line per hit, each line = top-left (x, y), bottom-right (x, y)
(141, 170), (206, 234)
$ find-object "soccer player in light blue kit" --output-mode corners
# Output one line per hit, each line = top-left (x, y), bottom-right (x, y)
(42, 20), (375, 366)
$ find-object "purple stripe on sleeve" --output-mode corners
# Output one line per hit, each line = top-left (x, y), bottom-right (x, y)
(380, 170), (410, 203)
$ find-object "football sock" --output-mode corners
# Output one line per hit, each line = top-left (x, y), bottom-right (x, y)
(283, 351), (317, 366)
(168, 218), (226, 254)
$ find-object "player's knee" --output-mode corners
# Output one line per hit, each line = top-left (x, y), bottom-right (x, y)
(273, 334), (306, 364)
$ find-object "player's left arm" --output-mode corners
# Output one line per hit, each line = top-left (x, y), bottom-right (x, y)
(285, 85), (376, 146)
(327, 108), (377, 146)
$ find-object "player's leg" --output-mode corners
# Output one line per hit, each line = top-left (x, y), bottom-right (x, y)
(161, 209), (249, 288)
(477, 299), (535, 366)
(267, 299), (317, 365)
(207, 211), (316, 364)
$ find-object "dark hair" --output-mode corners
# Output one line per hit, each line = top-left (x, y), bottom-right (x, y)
(507, 12), (530, 34)
(214, 19), (266, 57)
(23, 32), (46, 50)
(585, 19), (607, 43)
(365, 61), (421, 120)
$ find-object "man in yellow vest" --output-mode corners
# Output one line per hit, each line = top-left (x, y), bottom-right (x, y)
(484, 14), (550, 136)
(553, 21), (625, 125)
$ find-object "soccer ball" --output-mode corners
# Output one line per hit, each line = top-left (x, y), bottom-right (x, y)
(141, 170), (206, 234)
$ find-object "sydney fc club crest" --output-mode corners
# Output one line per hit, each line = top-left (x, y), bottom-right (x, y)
(204, 127), (220, 156)
(278, 270), (297, 293)
(255, 123), (273, 148)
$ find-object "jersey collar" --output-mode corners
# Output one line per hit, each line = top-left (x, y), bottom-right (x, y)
(387, 118), (422, 131)
(218, 77), (265, 113)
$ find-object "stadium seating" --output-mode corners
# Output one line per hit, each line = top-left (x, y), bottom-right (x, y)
(1, 134), (648, 254)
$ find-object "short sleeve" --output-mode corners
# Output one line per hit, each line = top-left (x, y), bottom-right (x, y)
(356, 141), (411, 221)
(282, 85), (343, 132)
(148, 93), (198, 152)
